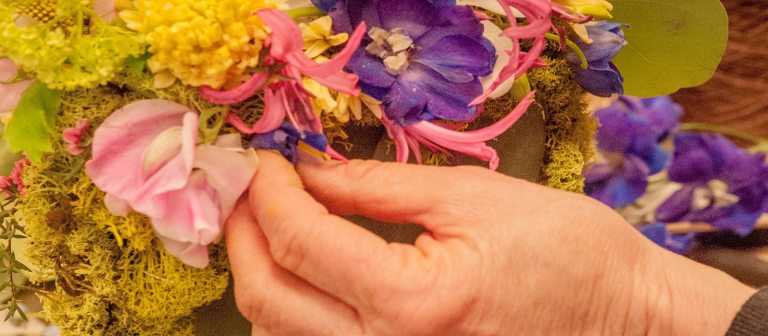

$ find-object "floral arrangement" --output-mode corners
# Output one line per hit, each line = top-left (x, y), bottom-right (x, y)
(586, 96), (768, 254)
(0, 0), (728, 334)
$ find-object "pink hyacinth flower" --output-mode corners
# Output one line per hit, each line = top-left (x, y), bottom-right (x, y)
(86, 100), (259, 268)
(383, 92), (535, 170)
(63, 119), (90, 155)
(0, 59), (34, 114)
(202, 9), (366, 134)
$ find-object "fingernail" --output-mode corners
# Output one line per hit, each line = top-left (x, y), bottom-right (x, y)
(297, 143), (328, 165)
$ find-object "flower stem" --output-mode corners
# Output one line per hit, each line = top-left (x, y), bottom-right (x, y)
(285, 7), (325, 20)
(544, 33), (588, 69)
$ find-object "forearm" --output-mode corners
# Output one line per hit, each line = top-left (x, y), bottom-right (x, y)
(644, 249), (755, 336)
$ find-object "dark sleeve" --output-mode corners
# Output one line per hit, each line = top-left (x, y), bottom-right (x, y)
(726, 287), (768, 336)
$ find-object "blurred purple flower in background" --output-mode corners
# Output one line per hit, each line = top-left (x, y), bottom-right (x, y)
(585, 96), (683, 208)
(656, 133), (768, 236)
(568, 22), (628, 97)
(330, 0), (496, 125)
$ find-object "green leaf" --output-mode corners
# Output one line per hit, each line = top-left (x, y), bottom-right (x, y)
(4, 82), (60, 163)
(610, 0), (728, 97)
(125, 52), (150, 76)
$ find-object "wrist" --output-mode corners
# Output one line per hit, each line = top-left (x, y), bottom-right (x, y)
(644, 249), (755, 336)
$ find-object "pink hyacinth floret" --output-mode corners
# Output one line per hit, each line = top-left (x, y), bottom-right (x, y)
(86, 100), (259, 268)
(63, 119), (90, 155)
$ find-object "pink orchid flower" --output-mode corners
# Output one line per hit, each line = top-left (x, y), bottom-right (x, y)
(86, 100), (259, 268)
(0, 59), (34, 114)
(200, 8), (366, 134)
(382, 92), (535, 170)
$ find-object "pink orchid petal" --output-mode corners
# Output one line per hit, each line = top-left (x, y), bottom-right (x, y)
(199, 72), (269, 104)
(0, 79), (33, 113)
(0, 59), (18, 82)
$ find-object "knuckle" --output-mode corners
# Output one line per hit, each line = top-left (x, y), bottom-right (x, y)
(234, 281), (269, 324)
(269, 220), (312, 273)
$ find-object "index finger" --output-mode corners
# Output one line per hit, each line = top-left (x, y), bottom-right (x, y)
(249, 150), (426, 307)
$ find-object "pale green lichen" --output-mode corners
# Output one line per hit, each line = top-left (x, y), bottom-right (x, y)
(18, 71), (230, 335)
(0, 0), (144, 89)
(528, 56), (597, 192)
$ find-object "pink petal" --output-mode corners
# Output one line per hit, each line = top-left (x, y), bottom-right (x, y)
(92, 0), (117, 22)
(257, 8), (367, 79)
(86, 100), (196, 213)
(0, 80), (33, 113)
(0, 59), (18, 82)
(199, 72), (269, 104)
(158, 237), (210, 269)
(105, 194), (132, 216)
(193, 137), (259, 224)
(226, 87), (286, 134)
(149, 171), (221, 248)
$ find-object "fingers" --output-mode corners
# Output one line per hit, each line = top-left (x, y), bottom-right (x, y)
(225, 199), (363, 335)
(249, 151), (424, 307)
(295, 154), (499, 232)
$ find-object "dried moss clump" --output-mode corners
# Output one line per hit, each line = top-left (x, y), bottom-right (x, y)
(19, 71), (230, 335)
(529, 57), (597, 192)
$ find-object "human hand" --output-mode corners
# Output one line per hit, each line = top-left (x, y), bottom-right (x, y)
(226, 150), (753, 336)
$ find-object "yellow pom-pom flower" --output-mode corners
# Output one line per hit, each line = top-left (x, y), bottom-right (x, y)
(120, 0), (284, 88)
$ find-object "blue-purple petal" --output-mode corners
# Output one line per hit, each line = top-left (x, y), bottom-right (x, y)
(250, 123), (328, 164)
(412, 35), (495, 81)
(573, 62), (624, 97)
(346, 49), (397, 88)
(377, 0), (437, 39)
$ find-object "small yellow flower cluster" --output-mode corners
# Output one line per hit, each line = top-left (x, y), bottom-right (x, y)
(120, 0), (284, 88)
(299, 16), (348, 59)
(303, 76), (382, 123)
(299, 16), (382, 124)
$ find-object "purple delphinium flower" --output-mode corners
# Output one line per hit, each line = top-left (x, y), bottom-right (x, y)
(329, 0), (496, 125)
(656, 133), (768, 236)
(250, 123), (329, 164)
(311, 0), (339, 12)
(585, 96), (683, 208)
(567, 22), (628, 97)
(639, 222), (696, 254)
